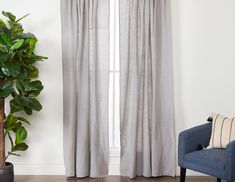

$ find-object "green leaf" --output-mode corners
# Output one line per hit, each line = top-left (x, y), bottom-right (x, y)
(4, 114), (17, 129)
(0, 19), (6, 27)
(23, 54), (47, 64)
(10, 122), (22, 132)
(4, 114), (22, 131)
(27, 97), (42, 111)
(25, 80), (43, 96)
(15, 126), (27, 144)
(23, 107), (32, 115)
(16, 117), (30, 125)
(0, 80), (13, 98)
(11, 39), (24, 50)
(25, 54), (47, 60)
(4, 114), (30, 131)
(0, 53), (9, 63)
(27, 66), (39, 78)
(2, 11), (16, 22)
(17, 68), (28, 80)
(15, 33), (35, 39)
(15, 79), (25, 94)
(8, 21), (24, 34)
(15, 13), (29, 23)
(1, 62), (21, 77)
(1, 25), (11, 35)
(16, 80), (43, 96)
(28, 38), (37, 53)
(10, 99), (22, 113)
(12, 143), (28, 152)
(0, 69), (5, 77)
(14, 95), (42, 114)
(0, 33), (12, 47)
(18, 42), (29, 51)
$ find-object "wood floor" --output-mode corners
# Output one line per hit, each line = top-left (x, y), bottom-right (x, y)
(15, 176), (218, 182)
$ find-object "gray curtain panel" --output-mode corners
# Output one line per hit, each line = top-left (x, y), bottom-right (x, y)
(61, 0), (109, 178)
(119, 0), (175, 178)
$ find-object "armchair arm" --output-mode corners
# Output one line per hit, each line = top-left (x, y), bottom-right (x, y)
(178, 123), (212, 166)
(226, 140), (235, 181)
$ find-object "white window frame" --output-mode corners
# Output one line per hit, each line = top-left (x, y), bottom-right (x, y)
(109, 0), (120, 175)
(109, 0), (120, 149)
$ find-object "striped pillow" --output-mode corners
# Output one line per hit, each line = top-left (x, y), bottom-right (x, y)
(208, 112), (235, 148)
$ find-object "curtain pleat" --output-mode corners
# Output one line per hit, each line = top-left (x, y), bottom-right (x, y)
(61, 0), (109, 178)
(119, 0), (175, 178)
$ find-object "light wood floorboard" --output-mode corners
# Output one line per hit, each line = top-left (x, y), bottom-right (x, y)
(15, 176), (219, 182)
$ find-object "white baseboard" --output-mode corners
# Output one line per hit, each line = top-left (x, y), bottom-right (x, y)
(12, 149), (206, 176)
(109, 148), (120, 175)
(13, 163), (206, 176)
(14, 163), (65, 175)
(14, 164), (206, 176)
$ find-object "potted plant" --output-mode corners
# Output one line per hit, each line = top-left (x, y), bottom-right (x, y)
(0, 11), (46, 182)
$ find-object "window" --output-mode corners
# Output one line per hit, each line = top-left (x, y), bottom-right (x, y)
(109, 0), (120, 149)
(109, 0), (120, 174)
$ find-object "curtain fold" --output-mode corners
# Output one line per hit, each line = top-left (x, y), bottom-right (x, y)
(119, 0), (175, 178)
(61, 0), (109, 178)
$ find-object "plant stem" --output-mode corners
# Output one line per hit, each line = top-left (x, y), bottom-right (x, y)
(7, 132), (13, 148)
(5, 152), (20, 161)
(0, 78), (5, 167)
(5, 153), (9, 161)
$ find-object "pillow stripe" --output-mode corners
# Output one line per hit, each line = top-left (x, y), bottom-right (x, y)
(220, 118), (227, 148)
(229, 118), (235, 143)
(212, 114), (219, 148)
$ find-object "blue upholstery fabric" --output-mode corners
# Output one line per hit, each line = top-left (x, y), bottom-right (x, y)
(184, 149), (226, 171)
(178, 123), (235, 181)
(226, 140), (235, 181)
(178, 123), (212, 166)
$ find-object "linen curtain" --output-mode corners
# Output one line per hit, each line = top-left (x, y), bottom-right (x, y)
(119, 0), (175, 178)
(61, 0), (109, 178)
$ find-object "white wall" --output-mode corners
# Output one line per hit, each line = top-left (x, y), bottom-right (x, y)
(172, 0), (235, 175)
(1, 0), (235, 176)
(0, 0), (64, 175)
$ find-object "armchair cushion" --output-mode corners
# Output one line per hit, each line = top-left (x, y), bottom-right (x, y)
(184, 149), (226, 171)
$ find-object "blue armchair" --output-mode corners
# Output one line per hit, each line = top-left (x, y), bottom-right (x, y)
(178, 123), (235, 182)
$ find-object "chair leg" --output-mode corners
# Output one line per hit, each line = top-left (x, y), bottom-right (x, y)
(180, 167), (186, 182)
(217, 178), (221, 182)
